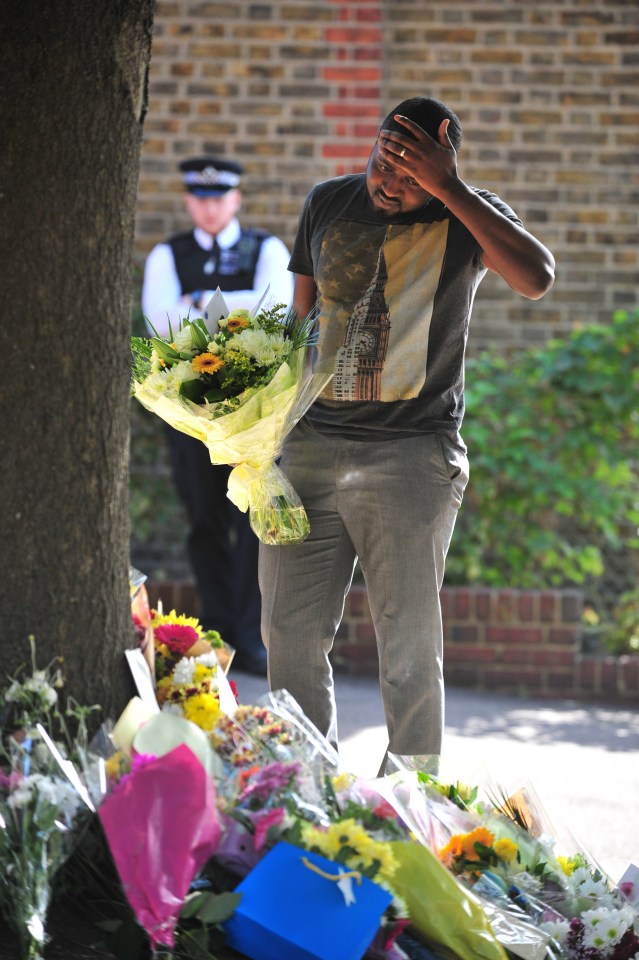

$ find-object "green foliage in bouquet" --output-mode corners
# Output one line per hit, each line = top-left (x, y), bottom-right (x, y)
(446, 308), (639, 590)
(131, 301), (318, 412)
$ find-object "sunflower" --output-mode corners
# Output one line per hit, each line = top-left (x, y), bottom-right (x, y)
(192, 352), (225, 375)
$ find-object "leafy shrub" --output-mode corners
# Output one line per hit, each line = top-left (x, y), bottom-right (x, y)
(446, 309), (639, 591)
(601, 589), (639, 656)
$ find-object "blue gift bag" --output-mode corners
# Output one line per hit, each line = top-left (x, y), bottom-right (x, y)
(223, 841), (393, 960)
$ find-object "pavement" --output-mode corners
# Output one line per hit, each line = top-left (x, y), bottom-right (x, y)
(231, 667), (639, 885)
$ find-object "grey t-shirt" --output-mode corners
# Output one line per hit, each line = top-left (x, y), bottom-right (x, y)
(289, 173), (521, 440)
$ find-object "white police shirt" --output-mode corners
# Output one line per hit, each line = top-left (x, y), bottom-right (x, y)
(141, 218), (293, 337)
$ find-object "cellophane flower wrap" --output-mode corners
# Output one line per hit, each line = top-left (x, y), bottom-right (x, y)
(98, 743), (221, 954)
(0, 640), (100, 960)
(382, 768), (639, 960)
(131, 289), (333, 545)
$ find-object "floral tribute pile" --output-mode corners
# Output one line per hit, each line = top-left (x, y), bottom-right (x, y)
(1, 575), (637, 960)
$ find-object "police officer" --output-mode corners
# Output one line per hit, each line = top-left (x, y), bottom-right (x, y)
(141, 157), (293, 674)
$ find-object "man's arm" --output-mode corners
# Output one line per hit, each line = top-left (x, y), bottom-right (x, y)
(293, 272), (318, 317)
(380, 116), (555, 300)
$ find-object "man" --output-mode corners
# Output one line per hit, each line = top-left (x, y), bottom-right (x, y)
(142, 156), (293, 674)
(259, 98), (555, 768)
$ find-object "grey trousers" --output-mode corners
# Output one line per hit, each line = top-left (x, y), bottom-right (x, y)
(258, 419), (469, 760)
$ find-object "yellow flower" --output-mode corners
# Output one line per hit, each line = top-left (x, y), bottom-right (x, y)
(155, 676), (172, 705)
(494, 837), (519, 863)
(152, 610), (203, 633)
(193, 662), (213, 683)
(192, 352), (225, 375)
(105, 751), (127, 781)
(557, 855), (577, 876)
(182, 692), (221, 731)
(455, 781), (475, 803)
(332, 772), (354, 792)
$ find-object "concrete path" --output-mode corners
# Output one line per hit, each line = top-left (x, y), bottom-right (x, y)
(231, 668), (639, 885)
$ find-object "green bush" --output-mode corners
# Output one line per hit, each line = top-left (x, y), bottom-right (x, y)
(601, 588), (639, 656)
(446, 309), (639, 591)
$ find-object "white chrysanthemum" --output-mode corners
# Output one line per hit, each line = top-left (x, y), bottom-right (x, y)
(206, 341), (221, 354)
(539, 920), (570, 944)
(143, 360), (196, 399)
(573, 876), (616, 908)
(228, 328), (291, 367)
(570, 866), (595, 887)
(172, 657), (196, 685)
(195, 653), (219, 670)
(581, 906), (632, 949)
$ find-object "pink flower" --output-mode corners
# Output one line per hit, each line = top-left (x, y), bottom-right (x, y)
(154, 623), (199, 655)
(238, 761), (301, 804)
(252, 808), (286, 852)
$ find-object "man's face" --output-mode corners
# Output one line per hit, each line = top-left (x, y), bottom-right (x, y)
(366, 139), (431, 216)
(183, 188), (242, 235)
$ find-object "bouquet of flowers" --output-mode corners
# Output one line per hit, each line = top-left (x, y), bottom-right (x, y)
(0, 640), (100, 960)
(383, 768), (639, 960)
(131, 289), (333, 544)
(149, 607), (234, 680)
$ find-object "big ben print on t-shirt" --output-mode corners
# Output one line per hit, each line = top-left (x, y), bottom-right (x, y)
(316, 219), (449, 402)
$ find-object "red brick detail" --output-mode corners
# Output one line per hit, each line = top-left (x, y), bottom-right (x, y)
(496, 590), (516, 622)
(620, 656), (639, 692)
(486, 626), (543, 645)
(450, 625), (479, 644)
(325, 28), (383, 44)
(548, 628), (579, 646)
(476, 591), (492, 620)
(518, 593), (535, 622)
(540, 592), (558, 622)
(501, 648), (531, 664)
(531, 649), (576, 667)
(323, 103), (381, 118)
(322, 143), (373, 159)
(446, 646), (496, 663)
(322, 67), (381, 82)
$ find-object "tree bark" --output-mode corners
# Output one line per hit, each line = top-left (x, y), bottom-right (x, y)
(0, 0), (154, 722)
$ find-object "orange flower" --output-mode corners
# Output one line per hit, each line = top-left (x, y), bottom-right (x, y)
(192, 352), (225, 375)
(460, 827), (495, 861)
(439, 827), (495, 865)
(227, 315), (250, 332)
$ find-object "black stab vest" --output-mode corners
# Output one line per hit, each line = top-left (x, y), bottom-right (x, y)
(168, 229), (269, 296)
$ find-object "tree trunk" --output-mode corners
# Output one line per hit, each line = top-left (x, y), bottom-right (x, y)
(0, 1), (154, 722)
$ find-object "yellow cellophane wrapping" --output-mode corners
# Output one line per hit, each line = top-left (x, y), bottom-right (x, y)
(133, 348), (332, 545)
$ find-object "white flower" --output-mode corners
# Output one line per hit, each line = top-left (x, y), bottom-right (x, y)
(4, 681), (22, 702)
(8, 774), (80, 824)
(144, 359), (197, 400)
(581, 906), (632, 949)
(172, 657), (196, 685)
(173, 326), (198, 354)
(206, 341), (221, 354)
(195, 653), (219, 670)
(24, 673), (58, 707)
(539, 919), (570, 944)
(227, 328), (291, 367)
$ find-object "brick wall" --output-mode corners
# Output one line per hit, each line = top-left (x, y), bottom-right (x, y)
(135, 0), (638, 352)
(144, 579), (639, 702)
